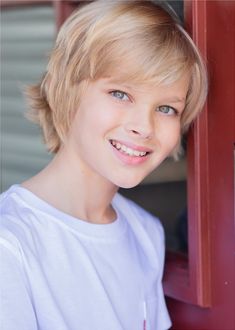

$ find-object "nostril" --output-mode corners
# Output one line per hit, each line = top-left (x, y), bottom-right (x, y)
(125, 123), (153, 139)
(131, 130), (139, 134)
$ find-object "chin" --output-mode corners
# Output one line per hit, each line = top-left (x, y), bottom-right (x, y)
(114, 177), (144, 189)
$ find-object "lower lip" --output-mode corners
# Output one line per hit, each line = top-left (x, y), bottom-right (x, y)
(110, 143), (150, 165)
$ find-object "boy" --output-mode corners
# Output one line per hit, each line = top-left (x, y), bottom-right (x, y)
(0, 1), (207, 329)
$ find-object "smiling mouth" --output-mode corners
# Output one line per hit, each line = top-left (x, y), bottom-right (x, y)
(110, 140), (150, 157)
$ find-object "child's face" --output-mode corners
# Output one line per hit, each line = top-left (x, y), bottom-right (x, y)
(65, 75), (189, 188)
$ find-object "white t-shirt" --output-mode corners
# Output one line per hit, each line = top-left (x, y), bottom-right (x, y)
(0, 185), (171, 330)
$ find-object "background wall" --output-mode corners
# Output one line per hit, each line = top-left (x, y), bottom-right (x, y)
(1, 5), (54, 191)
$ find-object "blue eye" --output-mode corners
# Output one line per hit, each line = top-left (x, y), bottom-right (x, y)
(157, 105), (178, 115)
(110, 90), (129, 101)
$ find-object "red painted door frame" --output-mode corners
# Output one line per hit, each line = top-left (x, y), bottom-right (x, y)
(166, 1), (235, 329)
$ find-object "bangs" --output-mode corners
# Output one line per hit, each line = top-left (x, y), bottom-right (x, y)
(82, 25), (196, 87)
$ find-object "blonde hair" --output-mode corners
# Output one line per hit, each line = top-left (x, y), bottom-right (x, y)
(26, 0), (207, 155)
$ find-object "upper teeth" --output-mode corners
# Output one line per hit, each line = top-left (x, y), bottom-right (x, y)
(111, 140), (147, 157)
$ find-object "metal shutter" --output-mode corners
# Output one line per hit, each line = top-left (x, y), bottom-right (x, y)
(1, 5), (54, 192)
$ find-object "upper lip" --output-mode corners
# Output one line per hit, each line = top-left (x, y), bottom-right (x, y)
(110, 139), (153, 153)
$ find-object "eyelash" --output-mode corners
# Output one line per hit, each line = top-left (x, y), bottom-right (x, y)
(109, 90), (179, 116)
(157, 105), (179, 116)
(109, 90), (130, 101)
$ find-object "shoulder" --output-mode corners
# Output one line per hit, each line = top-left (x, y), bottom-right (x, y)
(0, 185), (30, 218)
(0, 185), (31, 226)
(0, 185), (33, 260)
(0, 185), (39, 225)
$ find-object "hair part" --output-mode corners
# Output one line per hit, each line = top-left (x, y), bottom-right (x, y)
(26, 0), (208, 156)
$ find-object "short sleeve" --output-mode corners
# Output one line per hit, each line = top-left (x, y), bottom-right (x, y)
(0, 239), (38, 330)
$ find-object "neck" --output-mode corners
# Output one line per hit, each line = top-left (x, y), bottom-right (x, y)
(22, 147), (119, 224)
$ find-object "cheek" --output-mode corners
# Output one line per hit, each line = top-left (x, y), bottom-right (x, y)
(86, 106), (120, 134)
(157, 122), (181, 149)
(74, 104), (119, 145)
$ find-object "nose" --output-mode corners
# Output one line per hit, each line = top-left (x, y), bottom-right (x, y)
(124, 108), (154, 139)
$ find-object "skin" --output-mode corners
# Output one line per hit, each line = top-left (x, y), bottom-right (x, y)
(22, 75), (189, 224)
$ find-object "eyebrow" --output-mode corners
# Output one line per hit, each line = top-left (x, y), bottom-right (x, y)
(102, 79), (186, 104)
(165, 97), (186, 104)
